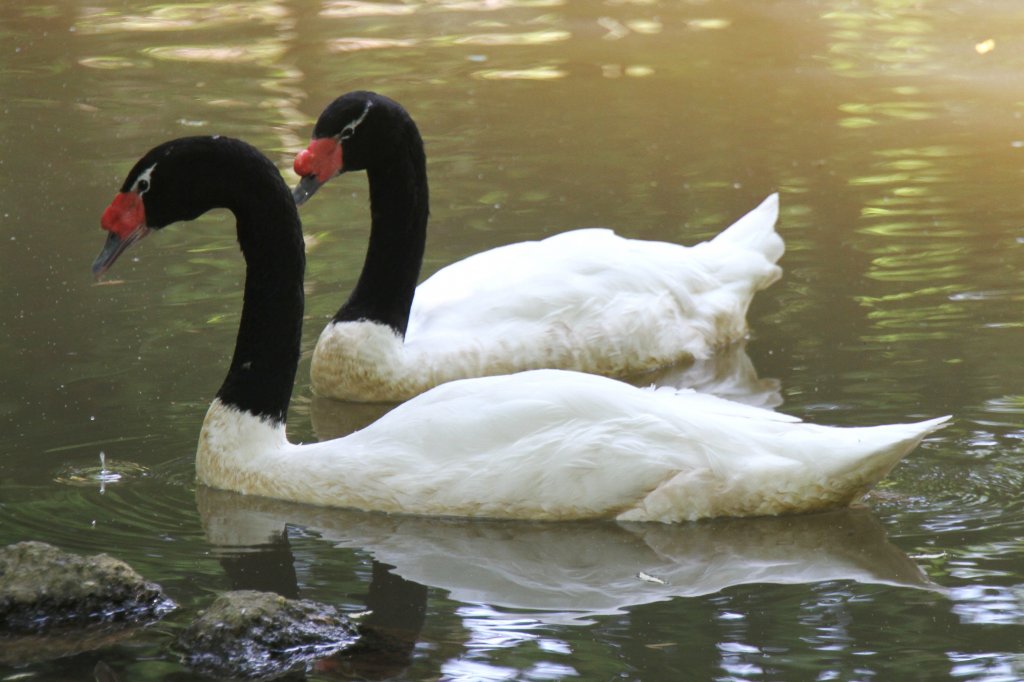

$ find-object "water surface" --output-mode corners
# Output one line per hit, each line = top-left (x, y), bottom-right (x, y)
(1, 1), (1023, 679)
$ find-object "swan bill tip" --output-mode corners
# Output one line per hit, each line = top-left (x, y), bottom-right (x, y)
(91, 226), (151, 279)
(292, 175), (323, 206)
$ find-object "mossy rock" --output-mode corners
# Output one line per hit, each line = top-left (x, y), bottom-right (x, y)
(0, 541), (174, 634)
(178, 590), (359, 679)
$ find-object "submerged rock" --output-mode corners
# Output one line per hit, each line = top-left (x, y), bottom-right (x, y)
(0, 541), (174, 634)
(178, 590), (359, 679)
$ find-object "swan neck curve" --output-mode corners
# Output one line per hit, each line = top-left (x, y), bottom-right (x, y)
(212, 151), (305, 425)
(333, 125), (428, 337)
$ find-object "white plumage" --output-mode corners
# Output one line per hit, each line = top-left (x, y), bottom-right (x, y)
(311, 193), (784, 402)
(199, 369), (949, 523)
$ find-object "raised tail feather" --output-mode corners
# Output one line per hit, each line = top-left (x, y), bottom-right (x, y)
(824, 414), (952, 488)
(709, 193), (784, 264)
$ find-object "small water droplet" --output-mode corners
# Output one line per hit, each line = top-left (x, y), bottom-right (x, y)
(55, 456), (147, 489)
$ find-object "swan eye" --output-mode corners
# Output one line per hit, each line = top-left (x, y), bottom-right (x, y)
(336, 100), (373, 143)
(133, 163), (157, 195)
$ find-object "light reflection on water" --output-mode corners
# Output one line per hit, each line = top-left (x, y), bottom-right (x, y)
(1, 0), (1024, 679)
(194, 490), (941, 678)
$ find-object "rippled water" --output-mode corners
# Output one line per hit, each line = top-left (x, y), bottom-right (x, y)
(1, 0), (1023, 679)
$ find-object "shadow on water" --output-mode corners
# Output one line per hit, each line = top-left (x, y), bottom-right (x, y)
(198, 489), (425, 680)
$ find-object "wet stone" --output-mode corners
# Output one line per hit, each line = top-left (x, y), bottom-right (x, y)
(0, 541), (174, 634)
(178, 590), (359, 679)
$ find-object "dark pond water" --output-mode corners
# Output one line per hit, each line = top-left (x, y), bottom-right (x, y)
(1, 0), (1023, 679)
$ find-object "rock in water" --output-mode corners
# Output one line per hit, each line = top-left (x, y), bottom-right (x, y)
(0, 541), (174, 633)
(178, 590), (359, 679)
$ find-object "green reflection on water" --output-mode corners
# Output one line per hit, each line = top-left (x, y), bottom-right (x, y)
(76, 2), (288, 34)
(144, 42), (287, 64)
(820, 2), (943, 79)
(850, 172), (912, 186)
(448, 29), (570, 46)
(839, 101), (938, 122)
(473, 64), (567, 80)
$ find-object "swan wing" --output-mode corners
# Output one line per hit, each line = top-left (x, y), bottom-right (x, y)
(405, 195), (782, 365)
(288, 370), (948, 522)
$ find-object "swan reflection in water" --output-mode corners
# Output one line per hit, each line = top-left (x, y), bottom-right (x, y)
(309, 341), (783, 440)
(198, 487), (938, 628)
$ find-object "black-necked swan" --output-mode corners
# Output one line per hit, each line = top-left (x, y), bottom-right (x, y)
(291, 91), (785, 402)
(92, 136), (949, 522)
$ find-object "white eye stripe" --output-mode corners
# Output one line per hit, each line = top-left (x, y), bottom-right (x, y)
(339, 100), (373, 140)
(134, 164), (157, 194)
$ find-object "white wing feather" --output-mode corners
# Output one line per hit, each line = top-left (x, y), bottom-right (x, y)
(199, 368), (950, 523)
(312, 194), (783, 401)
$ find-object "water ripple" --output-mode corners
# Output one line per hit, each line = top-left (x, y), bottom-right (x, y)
(54, 453), (150, 490)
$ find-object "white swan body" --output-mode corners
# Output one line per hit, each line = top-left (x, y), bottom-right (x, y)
(199, 369), (948, 523)
(311, 193), (784, 402)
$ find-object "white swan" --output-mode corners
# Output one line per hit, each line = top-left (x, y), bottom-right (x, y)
(93, 136), (949, 523)
(292, 91), (784, 402)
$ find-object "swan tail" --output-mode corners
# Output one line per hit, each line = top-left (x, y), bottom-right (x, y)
(619, 414), (951, 524)
(857, 413), (951, 467)
(673, 194), (782, 350)
(708, 193), (784, 265)
(817, 414), (952, 500)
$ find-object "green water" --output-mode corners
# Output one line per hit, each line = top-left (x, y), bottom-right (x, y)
(1, 1), (1023, 679)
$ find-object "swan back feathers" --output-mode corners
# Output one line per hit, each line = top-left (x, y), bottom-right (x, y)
(198, 371), (949, 522)
(312, 195), (785, 401)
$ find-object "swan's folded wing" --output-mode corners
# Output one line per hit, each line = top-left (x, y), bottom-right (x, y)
(646, 385), (801, 423)
(290, 371), (947, 522)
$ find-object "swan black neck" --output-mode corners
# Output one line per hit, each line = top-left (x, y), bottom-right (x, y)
(218, 204), (305, 425)
(332, 111), (428, 337)
(215, 149), (305, 425)
(128, 137), (305, 425)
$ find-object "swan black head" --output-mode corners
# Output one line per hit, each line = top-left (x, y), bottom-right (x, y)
(292, 91), (423, 206)
(94, 135), (306, 425)
(93, 136), (296, 277)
